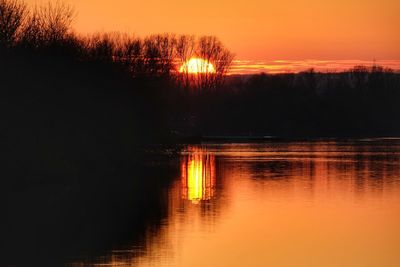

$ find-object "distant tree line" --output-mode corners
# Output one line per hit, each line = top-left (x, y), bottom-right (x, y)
(165, 67), (400, 138)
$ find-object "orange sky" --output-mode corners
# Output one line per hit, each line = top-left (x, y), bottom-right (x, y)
(27, 0), (400, 61)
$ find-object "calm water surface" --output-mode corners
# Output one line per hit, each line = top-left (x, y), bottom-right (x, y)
(72, 140), (400, 267)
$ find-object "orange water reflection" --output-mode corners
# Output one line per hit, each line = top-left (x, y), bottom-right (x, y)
(181, 147), (216, 203)
(71, 141), (400, 267)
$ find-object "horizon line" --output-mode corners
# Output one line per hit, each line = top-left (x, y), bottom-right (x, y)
(229, 59), (400, 75)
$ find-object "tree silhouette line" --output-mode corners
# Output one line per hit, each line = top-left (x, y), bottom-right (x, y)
(1, 0), (399, 142)
(0, 0), (233, 90)
(169, 67), (400, 138)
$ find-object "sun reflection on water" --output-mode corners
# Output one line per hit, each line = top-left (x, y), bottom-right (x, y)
(68, 141), (400, 267)
(181, 147), (216, 204)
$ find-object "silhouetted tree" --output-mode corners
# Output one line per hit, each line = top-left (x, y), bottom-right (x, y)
(0, 0), (26, 48)
(18, 0), (74, 50)
(84, 33), (116, 64)
(114, 34), (143, 76)
(37, 1), (74, 44)
(143, 34), (176, 77)
(177, 35), (234, 90)
(175, 35), (195, 88)
(197, 36), (234, 89)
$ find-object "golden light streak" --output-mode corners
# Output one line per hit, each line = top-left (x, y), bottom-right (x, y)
(181, 147), (216, 204)
(228, 59), (400, 75)
(188, 158), (203, 202)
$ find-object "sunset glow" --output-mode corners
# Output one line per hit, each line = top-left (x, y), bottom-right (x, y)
(20, 0), (400, 73)
(229, 59), (400, 74)
(4, 0), (400, 266)
(25, 0), (400, 64)
(179, 58), (216, 74)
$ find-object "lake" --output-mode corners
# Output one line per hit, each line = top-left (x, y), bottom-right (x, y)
(3, 140), (400, 266)
(68, 140), (400, 267)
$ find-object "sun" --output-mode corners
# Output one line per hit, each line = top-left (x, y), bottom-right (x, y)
(179, 58), (216, 74)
